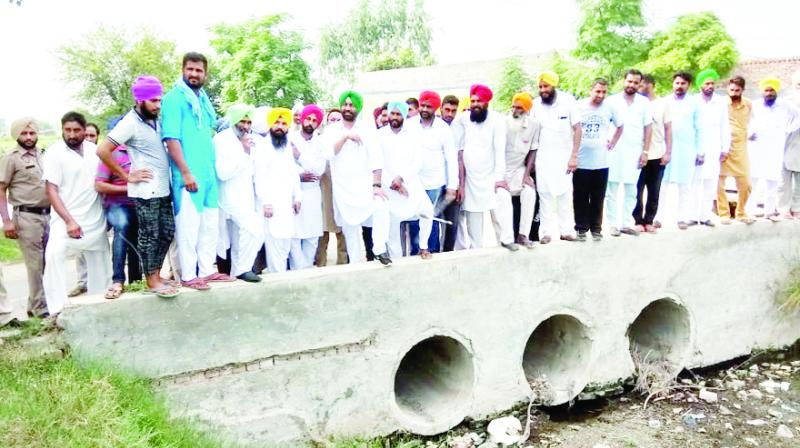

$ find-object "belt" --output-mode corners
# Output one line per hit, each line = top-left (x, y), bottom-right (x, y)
(15, 205), (51, 215)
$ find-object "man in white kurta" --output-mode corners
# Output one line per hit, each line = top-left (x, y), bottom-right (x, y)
(324, 91), (392, 265)
(378, 101), (435, 259)
(692, 69), (731, 226)
(254, 108), (302, 273)
(213, 104), (262, 282)
(289, 104), (326, 269)
(782, 71), (800, 217)
(606, 70), (652, 236)
(42, 112), (111, 315)
(531, 71), (581, 244)
(747, 77), (799, 220)
(660, 72), (699, 229)
(452, 84), (517, 250)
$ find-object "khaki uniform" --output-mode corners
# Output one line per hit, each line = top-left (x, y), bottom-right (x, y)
(0, 145), (50, 316)
(717, 98), (752, 219)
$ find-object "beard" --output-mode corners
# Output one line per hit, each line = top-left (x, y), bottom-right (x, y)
(624, 86), (637, 95)
(729, 94), (742, 102)
(540, 91), (556, 105)
(389, 118), (403, 129)
(702, 87), (715, 97)
(674, 89), (686, 98)
(64, 136), (83, 150)
(342, 110), (356, 122)
(765, 96), (777, 106)
(442, 115), (453, 125)
(17, 137), (37, 150)
(419, 110), (432, 120)
(507, 116), (524, 133)
(184, 76), (205, 89)
(302, 124), (315, 135)
(469, 107), (488, 123)
(270, 129), (287, 147)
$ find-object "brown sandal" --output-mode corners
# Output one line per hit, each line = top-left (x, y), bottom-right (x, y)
(104, 283), (124, 300)
(181, 278), (211, 291)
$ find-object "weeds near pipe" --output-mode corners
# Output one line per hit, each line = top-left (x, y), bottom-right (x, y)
(777, 263), (800, 316)
(630, 347), (679, 409)
(518, 377), (554, 444)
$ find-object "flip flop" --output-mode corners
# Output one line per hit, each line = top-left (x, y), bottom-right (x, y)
(104, 283), (124, 300)
(181, 278), (211, 291)
(203, 272), (236, 283)
(149, 284), (181, 299)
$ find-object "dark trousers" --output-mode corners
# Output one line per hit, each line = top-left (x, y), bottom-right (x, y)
(572, 168), (608, 233)
(362, 227), (374, 261)
(134, 196), (174, 276)
(633, 159), (665, 226)
(106, 203), (141, 284)
(442, 201), (460, 252)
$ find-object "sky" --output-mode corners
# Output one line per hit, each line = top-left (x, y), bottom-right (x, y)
(1, 0), (798, 125)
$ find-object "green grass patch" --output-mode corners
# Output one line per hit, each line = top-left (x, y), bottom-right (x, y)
(778, 263), (800, 315)
(0, 235), (22, 263)
(0, 334), (224, 448)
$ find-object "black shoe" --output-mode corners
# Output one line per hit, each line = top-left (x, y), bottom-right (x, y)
(237, 272), (262, 283)
(374, 252), (393, 266)
(576, 231), (587, 242)
(591, 231), (603, 241)
(686, 220), (699, 226)
(700, 219), (716, 227)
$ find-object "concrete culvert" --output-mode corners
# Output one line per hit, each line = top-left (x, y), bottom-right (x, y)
(393, 335), (474, 434)
(523, 314), (592, 405)
(627, 298), (691, 376)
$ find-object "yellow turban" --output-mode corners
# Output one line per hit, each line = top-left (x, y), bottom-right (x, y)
(10, 117), (38, 139)
(538, 71), (559, 87)
(759, 77), (781, 93)
(458, 96), (470, 112)
(512, 92), (533, 112)
(267, 107), (292, 128)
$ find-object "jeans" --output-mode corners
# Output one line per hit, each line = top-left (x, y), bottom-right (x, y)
(408, 187), (443, 254)
(106, 203), (140, 284)
(572, 168), (608, 233)
(633, 159), (665, 225)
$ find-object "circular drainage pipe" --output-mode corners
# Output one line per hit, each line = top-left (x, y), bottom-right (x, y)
(627, 298), (691, 376)
(522, 314), (593, 405)
(393, 335), (475, 435)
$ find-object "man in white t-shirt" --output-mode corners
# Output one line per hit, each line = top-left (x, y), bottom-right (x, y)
(573, 78), (623, 241)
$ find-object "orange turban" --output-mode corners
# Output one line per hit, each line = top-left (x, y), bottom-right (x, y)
(512, 92), (533, 112)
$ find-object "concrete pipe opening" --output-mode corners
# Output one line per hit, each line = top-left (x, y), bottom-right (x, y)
(393, 335), (474, 434)
(627, 299), (691, 375)
(523, 314), (592, 405)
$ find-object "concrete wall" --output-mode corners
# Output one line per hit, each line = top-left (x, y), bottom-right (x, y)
(59, 223), (800, 446)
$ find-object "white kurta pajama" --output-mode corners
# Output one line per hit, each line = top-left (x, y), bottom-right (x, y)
(659, 95), (699, 224)
(692, 93), (731, 222)
(378, 125), (434, 258)
(289, 132), (326, 269)
(453, 110), (509, 248)
(747, 98), (799, 216)
(531, 91), (580, 239)
(213, 128), (263, 277)
(42, 141), (111, 314)
(324, 120), (390, 261)
(495, 115), (539, 240)
(254, 138), (302, 273)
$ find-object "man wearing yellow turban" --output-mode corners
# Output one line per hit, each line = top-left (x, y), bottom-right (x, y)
(782, 70), (800, 217)
(747, 75), (800, 221)
(0, 117), (50, 320)
(213, 104), (262, 282)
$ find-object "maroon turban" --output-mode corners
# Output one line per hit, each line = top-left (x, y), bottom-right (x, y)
(300, 104), (323, 125)
(419, 90), (442, 111)
(470, 84), (493, 103)
(373, 106), (383, 120)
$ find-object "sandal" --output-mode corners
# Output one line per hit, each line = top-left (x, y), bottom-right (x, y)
(104, 283), (124, 300)
(148, 285), (181, 299)
(203, 272), (236, 283)
(181, 278), (211, 291)
(160, 277), (179, 287)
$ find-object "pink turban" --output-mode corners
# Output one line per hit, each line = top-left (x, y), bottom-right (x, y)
(419, 90), (442, 111)
(300, 104), (323, 125)
(131, 76), (163, 102)
(470, 84), (493, 103)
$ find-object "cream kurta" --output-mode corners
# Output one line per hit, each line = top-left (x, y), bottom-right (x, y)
(695, 93), (731, 180)
(531, 91), (580, 195)
(750, 98), (799, 181)
(505, 115), (540, 192)
(254, 138), (302, 239)
(378, 125), (427, 220)
(453, 110), (507, 212)
(722, 97), (751, 177)
(213, 128), (261, 238)
(608, 93), (652, 184)
(290, 132), (326, 239)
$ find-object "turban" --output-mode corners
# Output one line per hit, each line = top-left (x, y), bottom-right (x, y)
(300, 104), (324, 125)
(538, 71), (559, 87)
(267, 107), (292, 128)
(292, 102), (304, 115)
(373, 106), (383, 120)
(759, 77), (781, 93)
(696, 68), (720, 88)
(387, 101), (409, 119)
(131, 75), (163, 103)
(10, 117), (38, 139)
(225, 103), (255, 126)
(469, 84), (493, 103)
(338, 90), (364, 113)
(511, 92), (533, 112)
(459, 96), (471, 112)
(251, 106), (270, 135)
(419, 90), (442, 111)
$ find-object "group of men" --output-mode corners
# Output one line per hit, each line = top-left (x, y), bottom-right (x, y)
(2, 50), (800, 326)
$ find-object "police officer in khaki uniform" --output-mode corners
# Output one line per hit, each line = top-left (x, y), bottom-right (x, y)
(0, 117), (50, 318)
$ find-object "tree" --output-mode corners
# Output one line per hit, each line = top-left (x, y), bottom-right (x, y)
(57, 27), (179, 123)
(210, 14), (318, 109)
(495, 57), (533, 113)
(318, 0), (433, 81)
(642, 12), (739, 95)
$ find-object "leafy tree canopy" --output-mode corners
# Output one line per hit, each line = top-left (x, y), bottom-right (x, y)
(495, 57), (534, 113)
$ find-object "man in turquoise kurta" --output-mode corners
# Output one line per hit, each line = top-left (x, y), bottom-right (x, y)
(161, 52), (233, 289)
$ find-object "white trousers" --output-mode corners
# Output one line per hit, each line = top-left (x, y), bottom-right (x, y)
(493, 186), (536, 242)
(224, 218), (262, 277)
(605, 182), (637, 229)
(454, 212), (471, 250)
(747, 178), (780, 217)
(539, 190), (575, 238)
(341, 197), (391, 263)
(656, 182), (693, 224)
(264, 220), (292, 273)
(689, 175), (717, 223)
(289, 237), (320, 270)
(388, 195), (434, 258)
(462, 211), (486, 248)
(175, 191), (219, 281)
(44, 234), (111, 315)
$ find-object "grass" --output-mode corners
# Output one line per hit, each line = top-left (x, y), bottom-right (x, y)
(0, 323), (225, 448)
(777, 263), (800, 315)
(0, 235), (22, 263)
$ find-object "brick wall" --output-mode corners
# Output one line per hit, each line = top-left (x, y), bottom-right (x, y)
(731, 57), (800, 97)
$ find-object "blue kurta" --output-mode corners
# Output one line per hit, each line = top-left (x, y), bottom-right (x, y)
(663, 95), (699, 185)
(161, 80), (218, 214)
